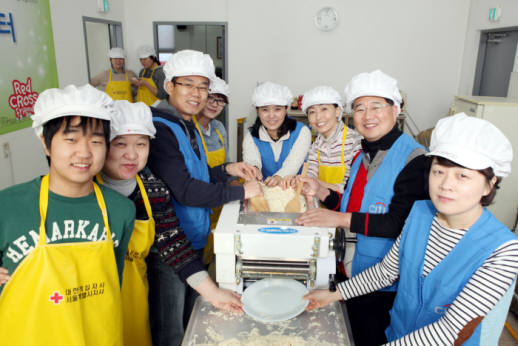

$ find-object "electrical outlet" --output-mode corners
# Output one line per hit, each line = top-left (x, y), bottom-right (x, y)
(2, 142), (10, 159)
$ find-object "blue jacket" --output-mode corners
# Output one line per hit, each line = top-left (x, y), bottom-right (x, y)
(251, 121), (305, 177)
(153, 117), (210, 250)
(386, 200), (517, 344)
(340, 133), (422, 291)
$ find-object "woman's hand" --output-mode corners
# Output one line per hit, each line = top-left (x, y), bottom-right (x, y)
(0, 267), (10, 286)
(279, 176), (297, 190)
(264, 175), (283, 187)
(303, 289), (342, 310)
(296, 208), (351, 228)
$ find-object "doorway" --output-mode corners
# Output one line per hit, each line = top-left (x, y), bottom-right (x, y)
(473, 28), (518, 97)
(153, 22), (228, 126)
(83, 17), (124, 82)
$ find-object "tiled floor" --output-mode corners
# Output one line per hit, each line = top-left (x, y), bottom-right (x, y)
(499, 311), (518, 345)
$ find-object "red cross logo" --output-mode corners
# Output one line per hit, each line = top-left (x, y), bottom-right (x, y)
(49, 291), (64, 305)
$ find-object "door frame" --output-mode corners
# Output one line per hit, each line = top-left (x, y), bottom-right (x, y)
(82, 16), (124, 82)
(152, 22), (228, 129)
(473, 26), (518, 96)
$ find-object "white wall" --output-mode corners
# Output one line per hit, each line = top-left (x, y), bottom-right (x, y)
(0, 128), (48, 190)
(459, 0), (518, 96)
(118, 0), (471, 161)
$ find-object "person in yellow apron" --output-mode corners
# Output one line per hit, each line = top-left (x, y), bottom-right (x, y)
(302, 86), (362, 193)
(90, 47), (137, 102)
(103, 100), (243, 346)
(97, 171), (155, 346)
(98, 100), (157, 346)
(135, 45), (168, 106)
(193, 77), (230, 264)
(0, 84), (136, 346)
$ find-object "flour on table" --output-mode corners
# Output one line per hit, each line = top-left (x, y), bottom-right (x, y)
(196, 327), (334, 346)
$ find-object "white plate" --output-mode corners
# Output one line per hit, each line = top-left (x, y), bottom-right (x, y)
(242, 278), (309, 322)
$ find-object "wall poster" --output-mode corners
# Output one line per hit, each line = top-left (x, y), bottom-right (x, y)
(1, 0), (58, 135)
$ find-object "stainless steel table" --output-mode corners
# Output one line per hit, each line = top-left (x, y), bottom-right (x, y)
(182, 297), (354, 345)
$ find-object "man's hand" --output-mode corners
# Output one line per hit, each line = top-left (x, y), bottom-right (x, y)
(228, 179), (243, 187)
(208, 288), (243, 314)
(195, 276), (243, 314)
(243, 180), (263, 199)
(226, 162), (262, 181)
(296, 208), (351, 228)
(303, 289), (342, 311)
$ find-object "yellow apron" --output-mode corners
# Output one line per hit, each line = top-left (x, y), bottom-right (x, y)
(97, 174), (155, 346)
(0, 175), (123, 346)
(193, 115), (226, 168)
(136, 66), (159, 106)
(105, 69), (133, 102)
(317, 126), (348, 185)
(193, 116), (226, 264)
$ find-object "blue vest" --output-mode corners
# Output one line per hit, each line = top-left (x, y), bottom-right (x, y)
(340, 133), (422, 291)
(251, 121), (306, 177)
(386, 200), (517, 345)
(153, 117), (210, 250)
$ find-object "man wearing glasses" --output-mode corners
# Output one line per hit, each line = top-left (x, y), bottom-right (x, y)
(296, 70), (429, 346)
(147, 50), (262, 345)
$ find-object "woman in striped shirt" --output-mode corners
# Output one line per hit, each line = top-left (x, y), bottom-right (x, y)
(302, 86), (362, 193)
(303, 113), (518, 345)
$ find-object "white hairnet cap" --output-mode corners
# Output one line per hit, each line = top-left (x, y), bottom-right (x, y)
(344, 70), (402, 113)
(302, 86), (343, 114)
(252, 82), (293, 107)
(110, 100), (156, 141)
(108, 47), (125, 59)
(210, 77), (230, 98)
(32, 84), (115, 136)
(427, 113), (513, 177)
(163, 50), (215, 89)
(137, 45), (156, 59)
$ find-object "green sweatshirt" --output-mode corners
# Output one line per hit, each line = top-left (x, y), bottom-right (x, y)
(0, 177), (135, 287)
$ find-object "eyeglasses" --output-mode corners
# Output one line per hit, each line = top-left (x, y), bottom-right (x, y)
(352, 102), (391, 116)
(208, 95), (226, 106)
(173, 81), (209, 94)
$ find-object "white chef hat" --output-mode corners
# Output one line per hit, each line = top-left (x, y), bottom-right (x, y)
(108, 47), (126, 59)
(427, 113), (513, 177)
(110, 100), (156, 141)
(209, 76), (230, 99)
(302, 86), (343, 114)
(344, 70), (402, 113)
(137, 45), (156, 59)
(32, 84), (115, 136)
(163, 50), (215, 89)
(252, 81), (293, 107)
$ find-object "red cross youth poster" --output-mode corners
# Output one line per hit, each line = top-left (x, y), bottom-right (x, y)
(1, 0), (58, 135)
